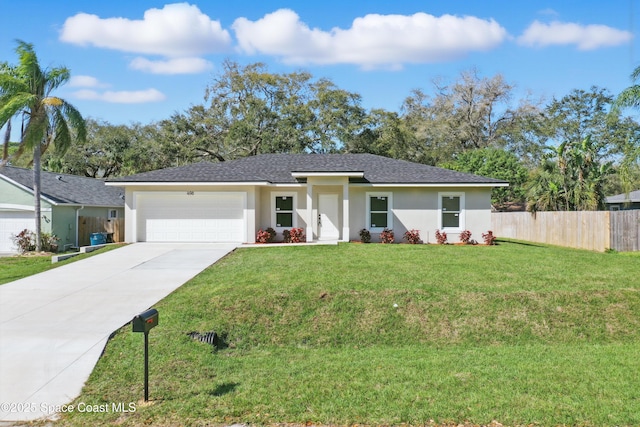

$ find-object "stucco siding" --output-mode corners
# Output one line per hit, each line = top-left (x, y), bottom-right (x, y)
(349, 186), (493, 243)
(120, 184), (494, 244)
(257, 187), (308, 241)
(51, 206), (76, 250)
(0, 179), (35, 206)
(0, 178), (53, 235)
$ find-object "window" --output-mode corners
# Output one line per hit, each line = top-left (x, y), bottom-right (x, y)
(366, 192), (392, 231)
(272, 193), (296, 229)
(609, 205), (620, 211)
(439, 192), (465, 231)
(108, 209), (118, 219)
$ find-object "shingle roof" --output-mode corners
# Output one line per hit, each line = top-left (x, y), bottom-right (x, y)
(606, 190), (640, 204)
(108, 153), (508, 185)
(0, 166), (125, 206)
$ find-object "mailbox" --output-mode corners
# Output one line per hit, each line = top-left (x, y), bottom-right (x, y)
(132, 308), (158, 333)
(132, 308), (159, 401)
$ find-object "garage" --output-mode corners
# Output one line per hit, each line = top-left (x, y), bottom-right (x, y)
(0, 210), (35, 252)
(135, 192), (246, 242)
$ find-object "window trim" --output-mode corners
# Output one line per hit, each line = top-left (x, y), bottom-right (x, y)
(366, 192), (393, 232)
(271, 192), (296, 231)
(438, 192), (465, 232)
(108, 209), (118, 219)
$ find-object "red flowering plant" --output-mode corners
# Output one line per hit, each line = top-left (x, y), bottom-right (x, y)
(459, 230), (472, 244)
(256, 227), (276, 243)
(435, 229), (448, 245)
(482, 230), (497, 245)
(284, 227), (306, 243)
(403, 229), (421, 244)
(380, 228), (395, 244)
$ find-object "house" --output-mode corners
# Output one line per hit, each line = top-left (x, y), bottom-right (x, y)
(106, 153), (508, 244)
(0, 166), (125, 252)
(605, 190), (640, 210)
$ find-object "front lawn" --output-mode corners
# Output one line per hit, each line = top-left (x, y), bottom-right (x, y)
(58, 242), (640, 426)
(0, 244), (124, 285)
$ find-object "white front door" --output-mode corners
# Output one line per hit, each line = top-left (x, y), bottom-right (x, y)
(318, 194), (340, 240)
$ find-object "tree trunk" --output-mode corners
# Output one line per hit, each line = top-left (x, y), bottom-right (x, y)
(2, 120), (10, 165)
(33, 142), (42, 251)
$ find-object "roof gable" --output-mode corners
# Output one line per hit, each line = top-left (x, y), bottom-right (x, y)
(109, 153), (508, 186)
(0, 166), (124, 207)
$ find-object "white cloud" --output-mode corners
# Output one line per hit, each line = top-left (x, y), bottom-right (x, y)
(518, 20), (632, 50)
(232, 9), (507, 69)
(129, 56), (213, 74)
(60, 3), (231, 57)
(68, 75), (109, 88)
(72, 88), (166, 103)
(537, 8), (560, 18)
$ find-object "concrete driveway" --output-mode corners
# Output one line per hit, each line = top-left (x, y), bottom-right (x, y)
(0, 243), (238, 422)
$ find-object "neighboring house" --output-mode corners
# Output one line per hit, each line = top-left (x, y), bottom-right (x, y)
(605, 190), (640, 210)
(107, 153), (508, 244)
(0, 166), (125, 252)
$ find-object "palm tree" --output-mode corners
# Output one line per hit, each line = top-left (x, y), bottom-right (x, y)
(614, 66), (640, 110)
(527, 135), (611, 212)
(614, 66), (640, 196)
(0, 40), (86, 251)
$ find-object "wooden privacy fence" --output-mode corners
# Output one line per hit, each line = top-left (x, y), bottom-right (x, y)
(610, 210), (640, 252)
(78, 216), (124, 247)
(491, 210), (640, 252)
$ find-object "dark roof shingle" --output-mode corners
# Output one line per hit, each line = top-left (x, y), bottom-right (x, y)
(109, 153), (507, 185)
(1, 166), (125, 206)
(606, 190), (640, 204)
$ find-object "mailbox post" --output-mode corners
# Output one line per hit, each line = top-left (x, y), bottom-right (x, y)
(132, 308), (158, 402)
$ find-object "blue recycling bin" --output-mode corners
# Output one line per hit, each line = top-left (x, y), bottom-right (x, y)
(90, 232), (107, 246)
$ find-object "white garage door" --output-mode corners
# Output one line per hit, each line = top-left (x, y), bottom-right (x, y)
(0, 211), (35, 252)
(136, 192), (246, 243)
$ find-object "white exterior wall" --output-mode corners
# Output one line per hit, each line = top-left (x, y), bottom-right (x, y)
(257, 186), (307, 241)
(349, 186), (493, 243)
(121, 184), (494, 244)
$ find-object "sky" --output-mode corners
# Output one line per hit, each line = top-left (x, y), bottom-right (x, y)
(1, 0), (639, 135)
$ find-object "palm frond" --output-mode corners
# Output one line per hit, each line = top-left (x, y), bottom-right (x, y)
(51, 108), (71, 154)
(14, 40), (44, 92)
(0, 92), (35, 126)
(44, 67), (70, 94)
(21, 112), (47, 151)
(631, 65), (640, 82)
(614, 86), (640, 109)
(60, 100), (87, 142)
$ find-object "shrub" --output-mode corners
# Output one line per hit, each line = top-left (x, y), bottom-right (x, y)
(41, 233), (59, 252)
(359, 228), (371, 243)
(284, 227), (306, 243)
(403, 229), (421, 244)
(380, 228), (394, 244)
(256, 227), (276, 243)
(435, 229), (448, 245)
(459, 230), (472, 244)
(12, 229), (35, 253)
(482, 230), (497, 245)
(11, 229), (59, 253)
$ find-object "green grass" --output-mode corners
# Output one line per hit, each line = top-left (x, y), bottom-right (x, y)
(58, 242), (640, 426)
(0, 244), (124, 285)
